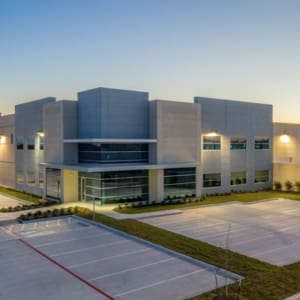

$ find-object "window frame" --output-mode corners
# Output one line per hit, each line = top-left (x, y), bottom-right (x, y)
(230, 136), (247, 150)
(203, 136), (221, 150)
(255, 170), (269, 183)
(203, 173), (221, 188)
(255, 137), (269, 150)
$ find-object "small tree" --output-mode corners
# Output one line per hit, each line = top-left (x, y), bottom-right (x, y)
(274, 181), (282, 191)
(295, 181), (300, 192)
(285, 180), (293, 191)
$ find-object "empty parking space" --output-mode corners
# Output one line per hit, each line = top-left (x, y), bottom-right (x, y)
(142, 199), (300, 266)
(2, 216), (241, 300)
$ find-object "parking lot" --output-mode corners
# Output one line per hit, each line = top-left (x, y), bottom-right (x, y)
(0, 216), (241, 300)
(142, 199), (300, 266)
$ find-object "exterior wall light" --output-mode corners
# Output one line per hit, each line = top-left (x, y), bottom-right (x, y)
(0, 134), (6, 144)
(205, 130), (218, 137)
(280, 134), (290, 143)
(37, 130), (45, 137)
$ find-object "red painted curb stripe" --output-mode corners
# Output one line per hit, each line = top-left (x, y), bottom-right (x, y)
(19, 238), (114, 300)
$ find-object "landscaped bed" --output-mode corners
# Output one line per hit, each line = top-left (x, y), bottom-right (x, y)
(114, 190), (300, 214)
(17, 206), (300, 300)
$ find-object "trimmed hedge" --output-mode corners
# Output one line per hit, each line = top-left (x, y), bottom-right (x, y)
(17, 206), (87, 222)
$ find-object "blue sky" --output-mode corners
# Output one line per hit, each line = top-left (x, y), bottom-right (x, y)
(1, 0), (300, 122)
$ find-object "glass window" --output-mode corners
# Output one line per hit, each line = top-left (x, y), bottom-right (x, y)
(10, 134), (13, 145)
(203, 173), (221, 188)
(255, 170), (269, 183)
(39, 136), (44, 150)
(203, 136), (221, 150)
(46, 168), (61, 200)
(164, 168), (196, 199)
(16, 171), (24, 184)
(79, 143), (148, 164)
(231, 137), (247, 150)
(255, 137), (269, 149)
(27, 135), (35, 150)
(79, 170), (148, 204)
(27, 172), (35, 186)
(39, 168), (44, 188)
(231, 171), (247, 185)
(16, 136), (24, 150)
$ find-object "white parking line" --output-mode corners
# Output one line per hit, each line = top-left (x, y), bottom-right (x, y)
(35, 232), (113, 247)
(114, 268), (206, 298)
(89, 257), (175, 281)
(18, 224), (92, 235)
(258, 240), (300, 256)
(50, 239), (130, 257)
(67, 248), (151, 268)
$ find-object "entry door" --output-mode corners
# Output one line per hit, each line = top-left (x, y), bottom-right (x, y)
(80, 177), (86, 201)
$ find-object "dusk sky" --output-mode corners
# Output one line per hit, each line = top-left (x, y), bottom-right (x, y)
(1, 0), (300, 122)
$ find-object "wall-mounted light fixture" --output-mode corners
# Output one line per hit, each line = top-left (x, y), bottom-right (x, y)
(0, 133), (6, 144)
(205, 129), (218, 137)
(280, 133), (290, 143)
(37, 130), (44, 137)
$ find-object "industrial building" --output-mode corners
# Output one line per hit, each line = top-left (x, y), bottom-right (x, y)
(0, 86), (290, 204)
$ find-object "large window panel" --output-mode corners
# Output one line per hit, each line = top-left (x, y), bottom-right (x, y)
(16, 136), (24, 150)
(27, 171), (35, 186)
(231, 171), (247, 185)
(164, 168), (196, 199)
(255, 170), (269, 183)
(27, 135), (35, 150)
(203, 136), (221, 150)
(231, 137), (247, 150)
(203, 173), (221, 188)
(79, 143), (148, 164)
(16, 171), (24, 184)
(255, 137), (269, 150)
(79, 170), (148, 204)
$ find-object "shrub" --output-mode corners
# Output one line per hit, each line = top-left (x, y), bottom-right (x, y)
(295, 182), (300, 192)
(274, 181), (282, 191)
(285, 180), (294, 191)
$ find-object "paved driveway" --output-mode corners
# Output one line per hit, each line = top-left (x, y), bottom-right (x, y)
(142, 199), (300, 266)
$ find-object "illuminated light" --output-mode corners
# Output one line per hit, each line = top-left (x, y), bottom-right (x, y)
(0, 135), (6, 144)
(37, 131), (44, 137)
(206, 130), (218, 137)
(280, 134), (290, 143)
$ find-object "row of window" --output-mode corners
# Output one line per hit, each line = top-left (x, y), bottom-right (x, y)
(203, 136), (270, 150)
(203, 170), (269, 188)
(78, 143), (148, 164)
(16, 170), (44, 187)
(16, 136), (44, 150)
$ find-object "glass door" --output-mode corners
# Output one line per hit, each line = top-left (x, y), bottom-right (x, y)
(80, 177), (86, 201)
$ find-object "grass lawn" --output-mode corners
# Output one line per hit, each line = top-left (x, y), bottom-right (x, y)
(76, 208), (300, 300)
(0, 186), (42, 204)
(114, 190), (300, 214)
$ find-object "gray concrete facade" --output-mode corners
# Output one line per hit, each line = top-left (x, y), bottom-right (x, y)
(0, 114), (15, 188)
(15, 97), (56, 196)
(0, 87), (279, 203)
(195, 97), (273, 194)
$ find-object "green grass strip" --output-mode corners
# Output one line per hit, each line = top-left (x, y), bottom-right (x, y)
(0, 186), (41, 204)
